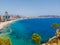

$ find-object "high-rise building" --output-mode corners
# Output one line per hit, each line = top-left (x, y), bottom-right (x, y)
(0, 16), (5, 22)
(4, 11), (10, 21)
(5, 11), (8, 16)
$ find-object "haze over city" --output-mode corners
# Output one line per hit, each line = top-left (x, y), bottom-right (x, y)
(0, 0), (60, 16)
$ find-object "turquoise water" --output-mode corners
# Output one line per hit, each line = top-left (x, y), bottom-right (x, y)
(1, 18), (60, 45)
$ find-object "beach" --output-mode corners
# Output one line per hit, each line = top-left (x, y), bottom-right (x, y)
(0, 20), (17, 30)
(0, 18), (25, 30)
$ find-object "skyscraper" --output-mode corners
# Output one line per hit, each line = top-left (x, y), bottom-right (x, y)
(5, 11), (10, 21)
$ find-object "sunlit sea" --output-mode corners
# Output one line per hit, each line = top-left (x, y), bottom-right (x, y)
(1, 18), (60, 45)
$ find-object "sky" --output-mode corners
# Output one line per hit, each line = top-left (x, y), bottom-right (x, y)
(0, 0), (60, 16)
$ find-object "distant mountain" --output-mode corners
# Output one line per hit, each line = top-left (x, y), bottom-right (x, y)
(38, 15), (60, 18)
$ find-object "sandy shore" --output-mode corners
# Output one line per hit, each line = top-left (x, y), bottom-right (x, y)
(0, 20), (18, 30)
(0, 18), (28, 30)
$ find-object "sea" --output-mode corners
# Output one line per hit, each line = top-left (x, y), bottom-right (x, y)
(1, 18), (60, 45)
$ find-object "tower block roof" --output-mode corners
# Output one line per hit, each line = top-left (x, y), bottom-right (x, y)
(5, 11), (8, 16)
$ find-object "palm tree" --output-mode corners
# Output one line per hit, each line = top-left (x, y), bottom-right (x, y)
(32, 33), (42, 45)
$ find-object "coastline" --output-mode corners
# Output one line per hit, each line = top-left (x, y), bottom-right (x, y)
(0, 18), (26, 30)
(0, 17), (58, 30)
(0, 18), (24, 37)
(0, 19), (19, 30)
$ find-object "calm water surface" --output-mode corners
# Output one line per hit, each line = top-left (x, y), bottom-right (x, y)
(2, 18), (60, 45)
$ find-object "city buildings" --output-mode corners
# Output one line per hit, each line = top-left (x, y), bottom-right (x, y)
(0, 16), (5, 22)
(0, 11), (20, 22)
(4, 11), (10, 21)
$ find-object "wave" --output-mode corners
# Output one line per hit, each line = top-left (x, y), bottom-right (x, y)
(0, 27), (12, 37)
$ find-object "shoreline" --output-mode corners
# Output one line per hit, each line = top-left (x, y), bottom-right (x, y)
(0, 18), (25, 30)
(0, 17), (58, 30)
(0, 19), (18, 30)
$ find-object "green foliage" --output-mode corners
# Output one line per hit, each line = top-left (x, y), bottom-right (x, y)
(32, 33), (42, 45)
(0, 38), (12, 45)
(51, 23), (60, 28)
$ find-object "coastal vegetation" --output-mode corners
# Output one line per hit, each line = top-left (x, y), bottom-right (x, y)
(51, 23), (59, 28)
(0, 38), (12, 45)
(32, 33), (42, 45)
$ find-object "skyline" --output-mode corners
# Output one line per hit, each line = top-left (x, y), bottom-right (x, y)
(0, 0), (60, 16)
